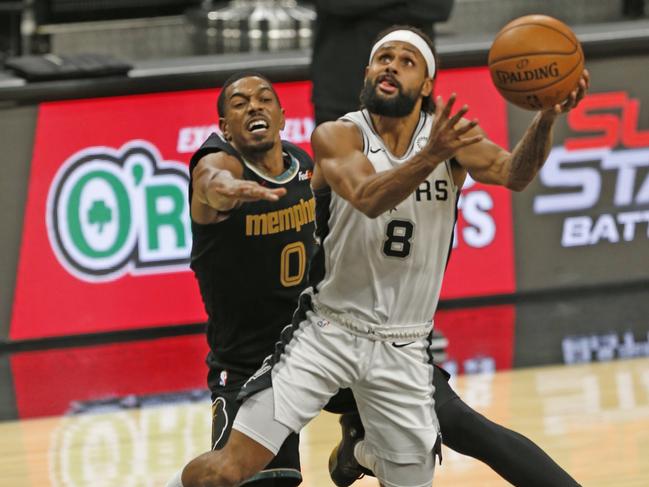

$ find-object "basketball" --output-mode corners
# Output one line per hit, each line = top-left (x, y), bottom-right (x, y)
(488, 15), (584, 111)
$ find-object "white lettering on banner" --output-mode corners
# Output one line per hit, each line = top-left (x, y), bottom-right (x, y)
(280, 117), (315, 144)
(535, 146), (649, 213)
(177, 125), (219, 153)
(534, 147), (608, 214)
(561, 211), (649, 247)
(562, 332), (649, 365)
(534, 145), (649, 248)
(176, 118), (314, 153)
(453, 190), (496, 249)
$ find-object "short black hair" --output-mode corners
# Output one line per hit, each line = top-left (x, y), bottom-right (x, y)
(216, 71), (280, 118)
(370, 25), (439, 114)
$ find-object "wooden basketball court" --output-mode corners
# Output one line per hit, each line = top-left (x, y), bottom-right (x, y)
(2, 357), (649, 486)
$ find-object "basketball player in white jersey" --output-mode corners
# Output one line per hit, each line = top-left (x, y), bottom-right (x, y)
(168, 25), (589, 487)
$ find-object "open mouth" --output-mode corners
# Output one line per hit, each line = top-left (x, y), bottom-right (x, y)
(377, 75), (399, 94)
(247, 118), (270, 133)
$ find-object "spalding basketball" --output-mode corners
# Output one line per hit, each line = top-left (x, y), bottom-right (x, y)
(488, 15), (584, 111)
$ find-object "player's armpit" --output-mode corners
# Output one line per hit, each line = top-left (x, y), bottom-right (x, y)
(311, 121), (378, 211)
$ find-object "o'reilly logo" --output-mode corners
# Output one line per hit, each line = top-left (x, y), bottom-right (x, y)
(47, 141), (191, 282)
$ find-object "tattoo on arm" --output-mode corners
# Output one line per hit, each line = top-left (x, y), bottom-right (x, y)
(507, 113), (555, 190)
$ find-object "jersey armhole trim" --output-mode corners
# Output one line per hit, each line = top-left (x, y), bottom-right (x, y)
(340, 115), (369, 155)
(445, 157), (460, 193)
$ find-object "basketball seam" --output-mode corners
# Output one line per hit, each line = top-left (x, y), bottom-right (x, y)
(492, 22), (578, 47)
(495, 51), (583, 93)
(490, 23), (578, 63)
(489, 50), (580, 65)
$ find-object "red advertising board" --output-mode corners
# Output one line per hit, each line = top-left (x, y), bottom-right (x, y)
(10, 69), (514, 340)
(436, 305), (516, 375)
(10, 335), (208, 418)
(434, 68), (514, 299)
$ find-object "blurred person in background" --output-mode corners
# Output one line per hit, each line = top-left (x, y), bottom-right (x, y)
(311, 0), (454, 125)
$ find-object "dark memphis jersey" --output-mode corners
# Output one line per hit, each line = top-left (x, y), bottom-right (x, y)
(189, 133), (316, 377)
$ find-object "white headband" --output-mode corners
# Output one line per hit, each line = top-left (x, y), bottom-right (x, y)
(369, 30), (436, 78)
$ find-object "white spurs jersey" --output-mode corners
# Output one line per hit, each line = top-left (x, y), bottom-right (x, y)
(311, 109), (459, 333)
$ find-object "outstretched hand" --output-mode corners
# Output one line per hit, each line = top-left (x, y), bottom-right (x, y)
(424, 94), (484, 163)
(208, 171), (286, 205)
(545, 68), (590, 115)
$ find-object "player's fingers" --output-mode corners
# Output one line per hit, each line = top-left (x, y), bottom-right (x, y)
(270, 187), (287, 197)
(446, 104), (469, 129)
(440, 93), (456, 121)
(253, 186), (287, 201)
(454, 118), (478, 137)
(233, 182), (274, 199)
(566, 89), (578, 110)
(457, 134), (483, 148)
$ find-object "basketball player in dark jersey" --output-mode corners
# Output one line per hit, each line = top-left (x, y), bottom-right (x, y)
(188, 71), (316, 486)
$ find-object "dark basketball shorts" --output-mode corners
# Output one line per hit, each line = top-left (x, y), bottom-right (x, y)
(210, 370), (302, 487)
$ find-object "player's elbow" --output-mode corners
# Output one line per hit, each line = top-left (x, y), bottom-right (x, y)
(351, 196), (382, 219)
(361, 207), (382, 219)
(505, 178), (529, 192)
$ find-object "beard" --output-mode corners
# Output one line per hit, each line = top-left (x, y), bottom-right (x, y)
(359, 77), (420, 117)
(245, 139), (275, 154)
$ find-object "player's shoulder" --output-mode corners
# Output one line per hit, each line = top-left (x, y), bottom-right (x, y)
(280, 140), (313, 168)
(312, 119), (363, 152)
(190, 133), (240, 170)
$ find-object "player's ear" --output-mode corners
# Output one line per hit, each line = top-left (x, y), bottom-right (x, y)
(421, 77), (434, 98)
(364, 65), (370, 77)
(219, 118), (231, 141)
(279, 108), (286, 132)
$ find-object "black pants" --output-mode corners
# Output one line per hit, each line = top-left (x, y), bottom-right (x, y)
(432, 366), (580, 487)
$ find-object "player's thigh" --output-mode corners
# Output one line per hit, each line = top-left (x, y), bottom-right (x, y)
(213, 389), (302, 487)
(351, 340), (438, 463)
(212, 389), (240, 450)
(271, 316), (360, 431)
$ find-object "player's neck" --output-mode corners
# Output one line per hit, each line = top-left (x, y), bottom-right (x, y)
(239, 142), (285, 177)
(369, 110), (422, 158)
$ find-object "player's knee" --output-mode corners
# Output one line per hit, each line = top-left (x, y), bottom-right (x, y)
(216, 462), (249, 487)
(181, 451), (249, 487)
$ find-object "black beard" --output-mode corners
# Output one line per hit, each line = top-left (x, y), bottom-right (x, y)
(359, 78), (419, 117)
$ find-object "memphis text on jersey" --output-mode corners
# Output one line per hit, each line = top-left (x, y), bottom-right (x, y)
(245, 197), (316, 236)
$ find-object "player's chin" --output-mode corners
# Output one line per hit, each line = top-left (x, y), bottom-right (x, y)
(245, 137), (276, 153)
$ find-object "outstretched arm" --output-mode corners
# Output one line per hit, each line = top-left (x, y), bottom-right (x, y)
(191, 152), (286, 224)
(455, 69), (590, 191)
(311, 97), (482, 218)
